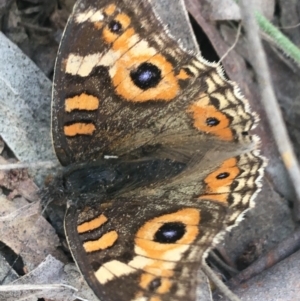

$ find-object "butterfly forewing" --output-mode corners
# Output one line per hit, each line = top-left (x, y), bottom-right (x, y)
(52, 0), (255, 166)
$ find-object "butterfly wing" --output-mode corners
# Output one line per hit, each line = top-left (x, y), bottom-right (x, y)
(53, 0), (266, 300)
(52, 0), (256, 166)
(65, 152), (264, 301)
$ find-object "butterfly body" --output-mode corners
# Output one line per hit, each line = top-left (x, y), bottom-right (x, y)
(50, 0), (265, 300)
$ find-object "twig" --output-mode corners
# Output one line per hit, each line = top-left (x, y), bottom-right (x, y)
(0, 160), (59, 171)
(279, 22), (300, 30)
(0, 283), (77, 292)
(239, 0), (300, 220)
(19, 22), (53, 33)
(209, 251), (239, 275)
(202, 262), (241, 301)
(0, 284), (90, 301)
(228, 226), (300, 286)
(218, 22), (242, 64)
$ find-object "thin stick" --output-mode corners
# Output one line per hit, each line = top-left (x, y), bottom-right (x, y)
(209, 251), (239, 275)
(218, 22), (242, 64)
(0, 284), (90, 301)
(239, 0), (300, 219)
(228, 226), (300, 286)
(0, 284), (77, 292)
(202, 262), (241, 301)
(0, 160), (59, 171)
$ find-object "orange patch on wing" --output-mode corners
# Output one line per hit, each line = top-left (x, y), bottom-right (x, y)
(94, 21), (103, 30)
(199, 193), (228, 203)
(199, 157), (240, 204)
(65, 93), (99, 112)
(102, 14), (133, 44)
(156, 278), (172, 294)
(135, 238), (189, 260)
(143, 261), (174, 278)
(135, 209), (200, 260)
(83, 230), (118, 252)
(115, 13), (131, 29)
(139, 273), (156, 289)
(64, 123), (96, 136)
(188, 96), (233, 140)
(113, 52), (179, 102)
(134, 291), (144, 299)
(102, 27), (119, 44)
(77, 214), (107, 234)
(104, 4), (116, 16)
(112, 27), (136, 50)
(138, 261), (173, 296)
(149, 297), (162, 301)
(139, 208), (200, 236)
(176, 68), (190, 80)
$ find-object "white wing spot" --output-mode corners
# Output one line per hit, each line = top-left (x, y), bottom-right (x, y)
(104, 260), (136, 277)
(94, 266), (115, 284)
(95, 260), (136, 284)
(90, 10), (104, 22)
(66, 54), (83, 75)
(131, 298), (147, 301)
(75, 9), (104, 24)
(77, 53), (102, 77)
(75, 9), (96, 23)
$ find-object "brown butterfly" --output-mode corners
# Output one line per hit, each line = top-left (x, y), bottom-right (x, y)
(50, 0), (265, 300)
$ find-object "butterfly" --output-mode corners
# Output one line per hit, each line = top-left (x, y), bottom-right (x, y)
(50, 0), (265, 300)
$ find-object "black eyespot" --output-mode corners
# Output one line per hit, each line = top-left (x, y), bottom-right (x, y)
(242, 131), (248, 136)
(206, 117), (220, 127)
(148, 278), (161, 291)
(108, 20), (122, 33)
(130, 62), (162, 90)
(154, 222), (186, 243)
(216, 172), (230, 179)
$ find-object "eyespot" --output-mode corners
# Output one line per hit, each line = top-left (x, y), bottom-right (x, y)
(108, 20), (122, 33)
(130, 62), (162, 90)
(154, 222), (186, 243)
(216, 172), (230, 179)
(206, 117), (220, 127)
(148, 278), (161, 291)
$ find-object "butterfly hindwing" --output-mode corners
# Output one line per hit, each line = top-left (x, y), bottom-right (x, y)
(64, 151), (263, 301)
(65, 187), (225, 301)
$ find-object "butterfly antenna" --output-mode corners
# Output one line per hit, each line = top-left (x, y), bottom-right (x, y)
(202, 261), (242, 301)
